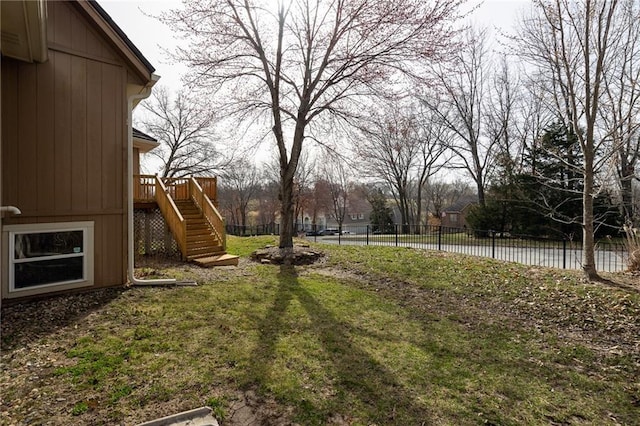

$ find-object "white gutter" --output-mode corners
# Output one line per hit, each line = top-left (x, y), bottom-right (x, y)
(126, 76), (179, 286)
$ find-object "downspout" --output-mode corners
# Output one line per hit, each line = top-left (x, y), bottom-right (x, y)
(126, 77), (186, 286)
(0, 206), (22, 215)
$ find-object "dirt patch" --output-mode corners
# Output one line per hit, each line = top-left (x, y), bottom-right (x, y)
(250, 243), (325, 265)
(1, 288), (125, 350)
(226, 389), (295, 426)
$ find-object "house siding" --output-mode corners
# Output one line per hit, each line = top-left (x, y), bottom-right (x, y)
(133, 148), (141, 176)
(441, 205), (474, 229)
(1, 1), (135, 299)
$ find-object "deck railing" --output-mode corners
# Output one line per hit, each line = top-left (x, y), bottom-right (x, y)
(134, 175), (218, 204)
(190, 178), (226, 251)
(155, 176), (187, 259)
(134, 174), (156, 202)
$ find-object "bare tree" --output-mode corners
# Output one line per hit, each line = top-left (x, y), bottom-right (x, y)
(414, 103), (449, 228)
(255, 178), (280, 231)
(356, 108), (422, 233)
(485, 55), (520, 177)
(425, 180), (450, 220)
(513, 74), (556, 171)
(219, 159), (260, 230)
(319, 152), (350, 232)
(517, 0), (639, 279)
(423, 27), (497, 206)
(265, 150), (316, 232)
(426, 178), (474, 220)
(292, 152), (316, 231)
(137, 86), (228, 178)
(162, 0), (464, 249)
(600, 0), (640, 224)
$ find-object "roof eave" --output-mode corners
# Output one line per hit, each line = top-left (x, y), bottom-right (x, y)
(74, 0), (155, 84)
(133, 138), (160, 153)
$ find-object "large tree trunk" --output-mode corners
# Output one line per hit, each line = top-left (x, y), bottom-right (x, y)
(476, 178), (485, 207)
(416, 186), (423, 234)
(582, 155), (600, 280)
(279, 172), (295, 249)
(240, 208), (247, 229)
(398, 193), (411, 234)
(277, 122), (305, 249)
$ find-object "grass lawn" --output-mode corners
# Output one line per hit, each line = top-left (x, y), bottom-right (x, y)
(1, 236), (639, 425)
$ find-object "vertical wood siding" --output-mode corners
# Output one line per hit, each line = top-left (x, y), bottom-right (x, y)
(70, 55), (88, 210)
(1, 1), (133, 290)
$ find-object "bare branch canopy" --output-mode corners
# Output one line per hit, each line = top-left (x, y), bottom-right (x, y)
(162, 0), (466, 248)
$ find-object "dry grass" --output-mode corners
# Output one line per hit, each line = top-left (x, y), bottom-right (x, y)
(1, 236), (639, 425)
(624, 225), (640, 272)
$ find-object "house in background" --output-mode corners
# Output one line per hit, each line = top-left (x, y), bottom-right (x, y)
(1, 0), (233, 303)
(440, 196), (479, 229)
(320, 191), (373, 232)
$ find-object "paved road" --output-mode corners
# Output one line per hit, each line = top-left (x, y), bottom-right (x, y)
(311, 236), (627, 273)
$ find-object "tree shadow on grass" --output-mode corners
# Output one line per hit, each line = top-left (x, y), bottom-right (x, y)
(249, 265), (295, 386)
(249, 265), (433, 424)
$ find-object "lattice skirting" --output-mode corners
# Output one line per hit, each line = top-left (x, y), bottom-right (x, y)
(134, 208), (180, 260)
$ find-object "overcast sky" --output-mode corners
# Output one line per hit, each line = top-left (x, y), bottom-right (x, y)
(98, 0), (531, 172)
(100, 0), (531, 91)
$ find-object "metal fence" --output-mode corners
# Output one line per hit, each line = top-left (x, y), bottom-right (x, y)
(305, 224), (628, 273)
(226, 223), (281, 237)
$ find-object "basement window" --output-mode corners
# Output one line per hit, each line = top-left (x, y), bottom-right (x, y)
(7, 222), (94, 294)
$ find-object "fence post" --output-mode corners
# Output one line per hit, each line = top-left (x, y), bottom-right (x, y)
(563, 239), (567, 269)
(438, 226), (442, 251)
(491, 230), (496, 259)
(366, 225), (369, 245)
(395, 224), (399, 246)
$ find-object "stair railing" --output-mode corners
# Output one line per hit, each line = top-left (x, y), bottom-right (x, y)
(155, 176), (188, 259)
(195, 177), (218, 207)
(189, 177), (226, 251)
(162, 177), (190, 200)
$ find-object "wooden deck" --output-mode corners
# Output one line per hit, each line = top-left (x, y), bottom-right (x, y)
(133, 175), (236, 266)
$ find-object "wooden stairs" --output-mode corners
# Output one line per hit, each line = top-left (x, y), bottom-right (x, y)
(174, 200), (239, 267)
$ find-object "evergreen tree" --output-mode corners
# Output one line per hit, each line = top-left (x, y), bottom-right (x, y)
(517, 122), (584, 237)
(515, 123), (621, 238)
(471, 123), (622, 239)
(367, 189), (394, 233)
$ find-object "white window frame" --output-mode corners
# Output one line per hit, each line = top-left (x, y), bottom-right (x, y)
(6, 221), (94, 294)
